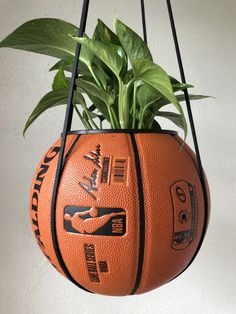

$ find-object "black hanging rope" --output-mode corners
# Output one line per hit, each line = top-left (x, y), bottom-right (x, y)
(166, 0), (209, 275)
(63, 0), (90, 134)
(140, 0), (148, 43)
(50, 0), (92, 292)
(54, 0), (90, 183)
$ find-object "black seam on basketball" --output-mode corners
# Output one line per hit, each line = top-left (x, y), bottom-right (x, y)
(130, 133), (145, 295)
(51, 134), (92, 293)
(169, 135), (209, 282)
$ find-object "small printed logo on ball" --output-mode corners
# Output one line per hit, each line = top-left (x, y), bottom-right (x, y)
(64, 206), (126, 236)
(171, 181), (198, 250)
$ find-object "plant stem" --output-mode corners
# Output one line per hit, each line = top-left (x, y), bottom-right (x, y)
(74, 104), (90, 129)
(107, 106), (116, 129)
(138, 108), (144, 129)
(88, 114), (99, 129)
(138, 100), (157, 129)
(118, 79), (125, 128)
(111, 106), (121, 129)
(84, 115), (93, 129)
(123, 78), (136, 129)
(88, 64), (103, 89)
(85, 109), (99, 129)
(132, 83), (138, 129)
(79, 95), (99, 129)
(88, 69), (121, 129)
(147, 113), (155, 129)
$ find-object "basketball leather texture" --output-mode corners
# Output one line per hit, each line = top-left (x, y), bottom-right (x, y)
(29, 132), (210, 296)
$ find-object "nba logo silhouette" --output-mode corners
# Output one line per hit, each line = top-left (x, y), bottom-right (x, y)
(64, 206), (126, 236)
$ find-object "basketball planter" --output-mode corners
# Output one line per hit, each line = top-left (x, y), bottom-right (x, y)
(0, 2), (212, 296)
(30, 130), (210, 296)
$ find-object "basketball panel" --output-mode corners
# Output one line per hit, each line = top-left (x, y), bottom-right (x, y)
(56, 133), (140, 295)
(134, 133), (205, 294)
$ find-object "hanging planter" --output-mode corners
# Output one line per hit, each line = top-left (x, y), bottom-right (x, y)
(30, 129), (209, 295)
(0, 0), (211, 296)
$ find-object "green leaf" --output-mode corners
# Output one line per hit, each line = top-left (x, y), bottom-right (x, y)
(173, 83), (194, 93)
(50, 57), (74, 72)
(93, 19), (120, 45)
(71, 37), (124, 78)
(133, 58), (187, 137)
(137, 84), (161, 109)
(176, 94), (212, 102)
(75, 77), (111, 121)
(151, 94), (212, 112)
(77, 77), (114, 105)
(114, 18), (152, 64)
(0, 17), (104, 84)
(156, 111), (185, 130)
(169, 76), (193, 92)
(151, 119), (162, 130)
(0, 18), (79, 59)
(52, 67), (69, 90)
(23, 89), (81, 135)
(79, 37), (96, 71)
(169, 76), (181, 85)
(50, 34), (111, 90)
(50, 56), (91, 76)
(136, 75), (191, 114)
(93, 20), (128, 80)
(92, 60), (111, 90)
(87, 94), (110, 122)
(134, 59), (177, 104)
(50, 56), (109, 90)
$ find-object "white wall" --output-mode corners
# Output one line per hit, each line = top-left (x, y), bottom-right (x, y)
(0, 0), (235, 313)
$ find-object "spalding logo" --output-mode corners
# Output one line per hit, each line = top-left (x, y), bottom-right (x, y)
(64, 206), (126, 236)
(31, 145), (60, 268)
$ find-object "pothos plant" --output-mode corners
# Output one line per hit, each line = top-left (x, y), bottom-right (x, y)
(0, 18), (209, 137)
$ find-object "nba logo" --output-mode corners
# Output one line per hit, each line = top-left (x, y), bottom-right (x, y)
(64, 206), (126, 236)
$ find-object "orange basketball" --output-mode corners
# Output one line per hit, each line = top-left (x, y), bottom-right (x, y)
(29, 130), (210, 296)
